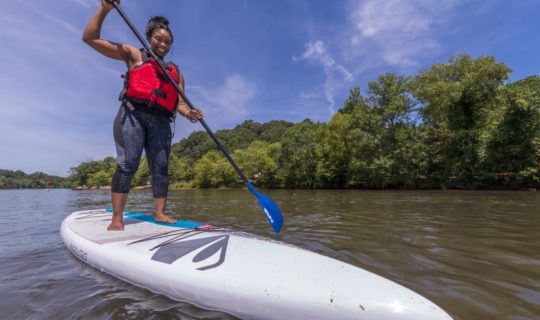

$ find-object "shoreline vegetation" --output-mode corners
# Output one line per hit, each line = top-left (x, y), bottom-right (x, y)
(2, 55), (539, 191)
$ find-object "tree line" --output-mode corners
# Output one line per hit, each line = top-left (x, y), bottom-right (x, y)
(0, 169), (67, 189)
(29, 54), (540, 190)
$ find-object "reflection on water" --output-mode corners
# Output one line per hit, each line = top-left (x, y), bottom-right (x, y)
(0, 189), (538, 319)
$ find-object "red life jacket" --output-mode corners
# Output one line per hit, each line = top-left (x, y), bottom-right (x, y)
(121, 50), (180, 116)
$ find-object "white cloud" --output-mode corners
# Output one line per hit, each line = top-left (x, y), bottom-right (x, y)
(71, 0), (93, 9)
(295, 40), (353, 115)
(348, 0), (459, 67)
(30, 8), (79, 34)
(188, 75), (256, 127)
(300, 41), (353, 81)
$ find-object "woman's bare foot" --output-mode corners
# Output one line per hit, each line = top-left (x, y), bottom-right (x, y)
(155, 212), (177, 224)
(107, 220), (124, 230)
(109, 192), (127, 231)
(107, 212), (124, 231)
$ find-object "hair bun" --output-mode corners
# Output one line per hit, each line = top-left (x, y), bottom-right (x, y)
(149, 16), (169, 26)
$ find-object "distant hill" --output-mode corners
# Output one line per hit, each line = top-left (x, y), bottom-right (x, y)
(171, 119), (294, 163)
(0, 169), (67, 189)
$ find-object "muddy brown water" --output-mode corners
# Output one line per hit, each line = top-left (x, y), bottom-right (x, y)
(1, 188), (538, 319)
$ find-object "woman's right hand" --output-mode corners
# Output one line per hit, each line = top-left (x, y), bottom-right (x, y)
(83, 0), (136, 63)
(101, 0), (119, 11)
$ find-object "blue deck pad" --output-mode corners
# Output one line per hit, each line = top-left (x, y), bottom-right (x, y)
(105, 208), (204, 229)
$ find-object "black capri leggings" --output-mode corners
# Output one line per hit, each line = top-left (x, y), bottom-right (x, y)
(111, 104), (172, 198)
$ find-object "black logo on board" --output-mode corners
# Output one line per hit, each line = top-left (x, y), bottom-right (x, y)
(151, 235), (229, 271)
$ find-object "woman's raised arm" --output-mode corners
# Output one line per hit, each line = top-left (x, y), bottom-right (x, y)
(82, 0), (139, 65)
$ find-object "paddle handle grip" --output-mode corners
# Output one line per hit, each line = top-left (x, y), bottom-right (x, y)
(111, 2), (249, 184)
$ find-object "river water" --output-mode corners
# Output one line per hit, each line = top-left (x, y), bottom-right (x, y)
(0, 188), (538, 319)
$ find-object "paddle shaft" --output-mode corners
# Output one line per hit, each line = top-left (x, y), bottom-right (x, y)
(111, 2), (249, 184)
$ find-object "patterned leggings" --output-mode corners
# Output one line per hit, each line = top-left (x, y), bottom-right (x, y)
(111, 104), (172, 198)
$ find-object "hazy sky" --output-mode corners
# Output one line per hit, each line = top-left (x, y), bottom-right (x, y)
(1, 0), (538, 176)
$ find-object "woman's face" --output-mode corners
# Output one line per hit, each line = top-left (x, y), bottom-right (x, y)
(149, 28), (172, 58)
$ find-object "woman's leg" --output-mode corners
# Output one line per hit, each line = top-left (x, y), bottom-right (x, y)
(110, 192), (128, 230)
(109, 105), (145, 230)
(143, 113), (176, 223)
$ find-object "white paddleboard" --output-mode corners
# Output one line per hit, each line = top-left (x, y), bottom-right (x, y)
(61, 209), (453, 320)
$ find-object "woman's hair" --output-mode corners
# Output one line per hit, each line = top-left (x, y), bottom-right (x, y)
(145, 16), (174, 43)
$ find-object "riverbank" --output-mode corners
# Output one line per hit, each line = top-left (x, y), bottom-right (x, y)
(2, 185), (537, 192)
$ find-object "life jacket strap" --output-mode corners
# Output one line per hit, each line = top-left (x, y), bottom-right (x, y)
(122, 99), (174, 120)
(151, 88), (167, 99)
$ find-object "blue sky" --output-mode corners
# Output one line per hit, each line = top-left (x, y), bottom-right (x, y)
(1, 0), (538, 176)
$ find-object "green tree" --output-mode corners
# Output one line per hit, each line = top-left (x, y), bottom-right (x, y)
(318, 112), (352, 187)
(482, 76), (540, 186)
(68, 157), (116, 187)
(366, 73), (423, 188)
(169, 154), (193, 183)
(132, 158), (150, 186)
(338, 86), (366, 115)
(87, 171), (110, 188)
(172, 120), (293, 165)
(219, 120), (262, 151)
(193, 150), (238, 188)
(411, 54), (511, 187)
(279, 120), (322, 188)
(172, 131), (215, 164)
(259, 120), (294, 143)
(329, 74), (423, 188)
(235, 141), (281, 188)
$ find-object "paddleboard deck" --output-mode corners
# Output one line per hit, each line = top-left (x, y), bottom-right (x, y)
(61, 209), (452, 320)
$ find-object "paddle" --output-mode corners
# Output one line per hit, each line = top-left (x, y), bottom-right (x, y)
(107, 1), (284, 233)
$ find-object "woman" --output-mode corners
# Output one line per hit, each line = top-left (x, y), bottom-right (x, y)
(83, 0), (203, 231)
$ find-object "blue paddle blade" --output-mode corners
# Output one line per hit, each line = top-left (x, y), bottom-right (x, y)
(246, 182), (284, 233)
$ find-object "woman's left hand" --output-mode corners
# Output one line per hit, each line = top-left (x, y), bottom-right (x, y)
(187, 108), (204, 123)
